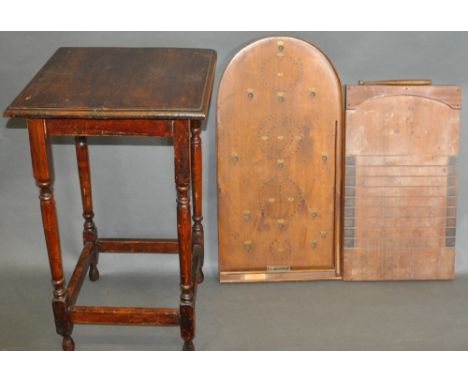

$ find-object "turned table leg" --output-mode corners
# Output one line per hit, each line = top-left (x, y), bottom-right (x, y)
(75, 137), (99, 281)
(27, 119), (74, 351)
(190, 120), (204, 284)
(173, 120), (195, 351)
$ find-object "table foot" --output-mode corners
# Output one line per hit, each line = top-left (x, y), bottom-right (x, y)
(197, 269), (204, 284)
(183, 340), (195, 351)
(62, 335), (75, 351)
(89, 265), (99, 282)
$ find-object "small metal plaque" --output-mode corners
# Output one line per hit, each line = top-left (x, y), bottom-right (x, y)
(267, 265), (291, 272)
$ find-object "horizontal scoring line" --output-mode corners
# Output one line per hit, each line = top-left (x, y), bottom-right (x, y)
(344, 226), (456, 229)
(343, 247), (454, 250)
(343, 236), (456, 240)
(344, 196), (457, 198)
(346, 165), (456, 168)
(343, 196), (454, 199)
(344, 216), (453, 220)
(345, 154), (456, 157)
(345, 186), (456, 189)
(344, 175), (456, 179)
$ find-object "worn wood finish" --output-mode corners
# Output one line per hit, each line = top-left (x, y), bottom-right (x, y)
(190, 120), (205, 283)
(343, 83), (461, 280)
(70, 306), (179, 326)
(192, 244), (203, 287)
(173, 120), (195, 350)
(4, 47), (215, 350)
(75, 136), (99, 281)
(27, 119), (74, 350)
(97, 238), (179, 253)
(3, 48), (217, 120)
(48, 119), (172, 137)
(67, 243), (93, 306)
(217, 36), (343, 282)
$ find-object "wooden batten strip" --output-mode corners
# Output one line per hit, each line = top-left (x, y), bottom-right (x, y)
(97, 238), (179, 254)
(70, 306), (179, 326)
(67, 243), (93, 305)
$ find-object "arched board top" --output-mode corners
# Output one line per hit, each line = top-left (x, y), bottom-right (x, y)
(218, 36), (343, 129)
(217, 36), (344, 282)
(346, 84), (461, 110)
(346, 94), (460, 156)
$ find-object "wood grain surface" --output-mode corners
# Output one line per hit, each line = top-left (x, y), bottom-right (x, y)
(5, 46), (216, 350)
(217, 36), (343, 282)
(343, 84), (461, 280)
(3, 47), (217, 119)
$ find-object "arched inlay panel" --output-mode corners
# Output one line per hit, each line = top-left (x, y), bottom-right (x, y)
(217, 36), (343, 282)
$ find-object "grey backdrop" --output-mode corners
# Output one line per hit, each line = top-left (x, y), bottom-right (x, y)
(1, 32), (468, 350)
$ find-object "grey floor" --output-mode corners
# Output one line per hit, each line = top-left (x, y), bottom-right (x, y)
(1, 254), (468, 350)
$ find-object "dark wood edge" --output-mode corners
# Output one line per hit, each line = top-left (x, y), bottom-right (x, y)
(3, 47), (62, 119)
(198, 51), (217, 123)
(4, 108), (210, 120)
(334, 118), (344, 277)
(70, 306), (180, 326)
(97, 238), (179, 253)
(66, 243), (93, 306)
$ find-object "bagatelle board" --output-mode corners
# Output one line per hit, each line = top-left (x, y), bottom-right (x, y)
(217, 36), (344, 283)
(343, 81), (461, 280)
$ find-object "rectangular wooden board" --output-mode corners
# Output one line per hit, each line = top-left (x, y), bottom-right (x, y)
(343, 83), (461, 280)
(217, 37), (343, 282)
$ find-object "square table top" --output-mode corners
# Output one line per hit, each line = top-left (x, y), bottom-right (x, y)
(3, 47), (217, 120)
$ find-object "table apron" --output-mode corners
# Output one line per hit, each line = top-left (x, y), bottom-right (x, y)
(45, 119), (174, 137)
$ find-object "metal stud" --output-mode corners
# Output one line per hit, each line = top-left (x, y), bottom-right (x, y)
(322, 152), (328, 162)
(277, 219), (285, 229)
(310, 240), (317, 249)
(277, 41), (284, 52)
(247, 88), (254, 99)
(244, 240), (252, 252)
(277, 92), (285, 103)
(311, 209), (318, 219)
(277, 159), (285, 170)
(231, 152), (239, 163)
(321, 230), (328, 238)
(243, 210), (251, 221)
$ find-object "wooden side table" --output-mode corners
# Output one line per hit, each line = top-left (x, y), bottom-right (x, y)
(3, 47), (216, 350)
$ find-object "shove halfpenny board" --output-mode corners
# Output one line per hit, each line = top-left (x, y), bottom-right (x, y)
(217, 36), (343, 282)
(343, 83), (461, 280)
